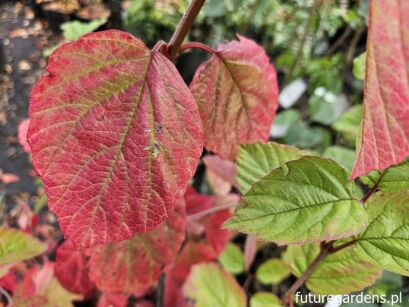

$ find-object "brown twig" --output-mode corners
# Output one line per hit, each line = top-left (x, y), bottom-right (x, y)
(283, 241), (332, 306)
(166, 0), (207, 60)
(345, 27), (365, 64)
(361, 172), (385, 204)
(156, 273), (166, 307)
(328, 239), (356, 254)
(325, 25), (352, 55)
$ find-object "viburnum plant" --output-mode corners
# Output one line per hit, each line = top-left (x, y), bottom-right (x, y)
(4, 0), (409, 306)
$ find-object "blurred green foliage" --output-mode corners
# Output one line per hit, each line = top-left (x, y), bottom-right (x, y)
(123, 0), (368, 156)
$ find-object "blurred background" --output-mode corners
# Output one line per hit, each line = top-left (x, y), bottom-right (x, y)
(1, 0), (406, 306)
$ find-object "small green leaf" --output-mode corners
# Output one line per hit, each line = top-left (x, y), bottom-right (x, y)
(256, 258), (290, 285)
(356, 191), (409, 276)
(323, 146), (356, 172)
(225, 157), (368, 245)
(183, 263), (246, 307)
(284, 243), (382, 294)
(44, 278), (82, 307)
(332, 105), (363, 146)
(236, 142), (306, 194)
(353, 52), (366, 80)
(360, 158), (409, 192)
(61, 19), (106, 41)
(0, 228), (46, 266)
(250, 292), (282, 307)
(284, 121), (323, 148)
(309, 89), (348, 125)
(218, 243), (245, 275)
(270, 109), (300, 138)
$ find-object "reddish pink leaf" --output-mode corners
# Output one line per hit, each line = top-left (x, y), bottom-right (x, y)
(190, 35), (278, 160)
(184, 188), (234, 253)
(203, 155), (239, 191)
(88, 199), (186, 295)
(28, 30), (203, 248)
(55, 240), (94, 297)
(0, 171), (20, 184)
(18, 119), (31, 152)
(351, 1), (409, 178)
(164, 242), (217, 307)
(97, 293), (128, 307)
(135, 300), (154, 307)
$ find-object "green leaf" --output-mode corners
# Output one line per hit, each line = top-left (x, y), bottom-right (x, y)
(250, 292), (282, 307)
(360, 158), (409, 192)
(284, 243), (382, 294)
(323, 146), (356, 172)
(309, 89), (348, 125)
(353, 52), (366, 80)
(356, 191), (409, 276)
(44, 278), (82, 307)
(256, 258), (290, 285)
(236, 142), (306, 194)
(61, 19), (107, 41)
(0, 228), (46, 266)
(332, 105), (363, 146)
(218, 243), (245, 275)
(270, 109), (300, 138)
(183, 263), (246, 307)
(225, 157), (368, 245)
(284, 121), (323, 148)
(368, 272), (402, 297)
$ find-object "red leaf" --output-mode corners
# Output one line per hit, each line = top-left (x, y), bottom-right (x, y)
(0, 270), (17, 292)
(184, 186), (214, 215)
(18, 119), (31, 152)
(203, 209), (232, 255)
(55, 240), (94, 297)
(164, 242), (217, 307)
(351, 1), (409, 178)
(88, 199), (186, 295)
(190, 35), (278, 160)
(28, 30), (203, 248)
(203, 155), (239, 191)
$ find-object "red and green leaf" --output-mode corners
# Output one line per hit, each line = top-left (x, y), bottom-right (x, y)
(28, 30), (203, 248)
(190, 35), (278, 160)
(164, 242), (217, 307)
(88, 199), (186, 295)
(352, 0), (409, 178)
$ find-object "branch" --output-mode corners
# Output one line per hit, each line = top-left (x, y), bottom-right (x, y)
(167, 0), (207, 60)
(328, 239), (356, 254)
(179, 42), (216, 55)
(283, 242), (331, 306)
(155, 273), (166, 307)
(187, 202), (238, 222)
(361, 171), (385, 204)
(282, 237), (359, 306)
